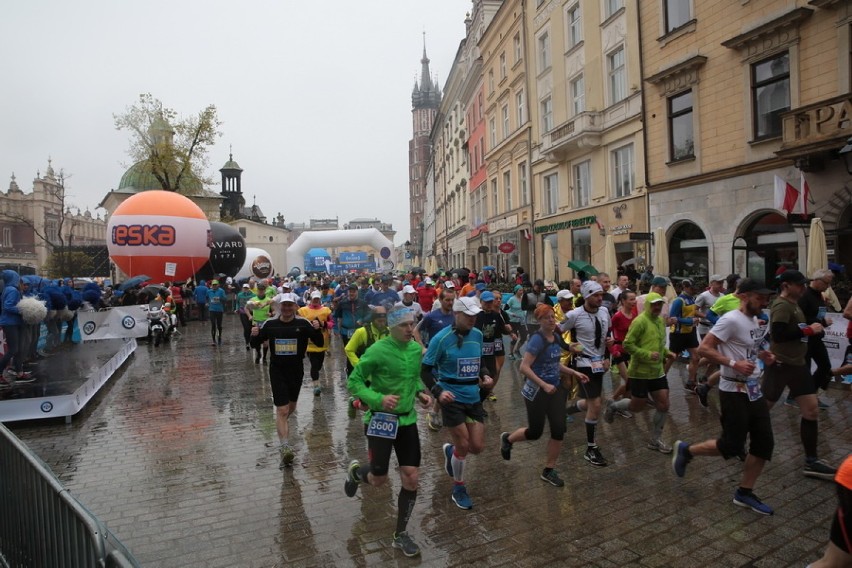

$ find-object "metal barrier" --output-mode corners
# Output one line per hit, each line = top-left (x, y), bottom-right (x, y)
(0, 423), (139, 567)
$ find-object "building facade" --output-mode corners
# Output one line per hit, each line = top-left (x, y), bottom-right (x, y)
(409, 42), (442, 259)
(641, 0), (852, 284)
(527, 0), (647, 283)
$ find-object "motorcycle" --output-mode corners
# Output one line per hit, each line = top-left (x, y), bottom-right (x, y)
(146, 302), (174, 346)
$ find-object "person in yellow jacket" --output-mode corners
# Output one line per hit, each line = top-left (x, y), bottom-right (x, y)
(298, 290), (333, 396)
(344, 306), (390, 369)
(554, 290), (579, 402)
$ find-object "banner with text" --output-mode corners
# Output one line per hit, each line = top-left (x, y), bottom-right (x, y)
(77, 306), (149, 341)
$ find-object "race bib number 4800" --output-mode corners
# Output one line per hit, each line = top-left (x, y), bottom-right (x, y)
(457, 357), (480, 379)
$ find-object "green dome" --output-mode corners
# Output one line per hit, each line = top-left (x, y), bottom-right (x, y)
(118, 161), (203, 193)
(220, 159), (242, 171)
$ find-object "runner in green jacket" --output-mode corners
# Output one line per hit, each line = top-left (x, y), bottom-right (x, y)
(343, 305), (432, 558)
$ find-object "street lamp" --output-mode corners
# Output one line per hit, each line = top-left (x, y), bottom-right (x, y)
(839, 137), (852, 175)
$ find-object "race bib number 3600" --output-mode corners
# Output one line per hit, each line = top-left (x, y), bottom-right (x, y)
(457, 357), (480, 379)
(366, 412), (399, 439)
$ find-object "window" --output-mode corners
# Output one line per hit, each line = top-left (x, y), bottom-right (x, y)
(504, 171), (512, 211)
(514, 33), (522, 63)
(572, 228), (591, 263)
(611, 144), (634, 198)
(238, 226), (246, 237)
(605, 0), (624, 17)
(574, 160), (591, 208)
(490, 117), (496, 149)
(570, 75), (585, 116)
(491, 179), (499, 216)
(46, 219), (58, 243)
(567, 4), (582, 48)
(502, 105), (510, 138)
(489, 70), (495, 94)
(519, 162), (529, 205)
(752, 52), (790, 140)
(668, 90), (694, 161)
(500, 52), (507, 79)
(541, 96), (553, 133)
(543, 173), (559, 215)
(607, 46), (626, 104)
(516, 90), (526, 125)
(664, 0), (691, 33)
(2, 227), (10, 248)
(538, 31), (551, 72)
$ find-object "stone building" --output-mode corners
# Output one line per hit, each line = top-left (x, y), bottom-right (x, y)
(641, 0), (852, 283)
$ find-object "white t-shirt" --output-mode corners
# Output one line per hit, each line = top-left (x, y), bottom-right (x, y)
(695, 290), (720, 334)
(709, 309), (768, 393)
(395, 300), (424, 320)
(558, 306), (611, 366)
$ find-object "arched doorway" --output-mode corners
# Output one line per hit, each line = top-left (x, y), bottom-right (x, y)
(837, 205), (852, 273)
(669, 222), (708, 282)
(736, 212), (798, 286)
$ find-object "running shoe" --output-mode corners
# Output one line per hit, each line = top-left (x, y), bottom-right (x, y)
(540, 469), (564, 487)
(13, 372), (35, 383)
(279, 445), (295, 468)
(313, 385), (322, 396)
(615, 408), (633, 419)
(672, 440), (691, 477)
(565, 414), (575, 424)
(803, 459), (837, 480)
(344, 459), (361, 497)
(487, 394), (497, 402)
(647, 438), (673, 454)
(584, 446), (608, 467)
(451, 485), (473, 509)
(733, 490), (773, 515)
(0, 376), (11, 389)
(500, 432), (512, 461)
(695, 384), (710, 408)
(392, 531), (421, 557)
(603, 400), (616, 424)
(217, 338), (222, 346)
(427, 412), (442, 432)
(443, 443), (454, 477)
(245, 344), (251, 351)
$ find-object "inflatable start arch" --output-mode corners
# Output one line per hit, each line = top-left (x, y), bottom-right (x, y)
(285, 228), (396, 273)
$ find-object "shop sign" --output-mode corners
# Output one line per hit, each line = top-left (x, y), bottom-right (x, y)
(534, 215), (596, 234)
(470, 225), (489, 238)
(498, 242), (516, 253)
(782, 95), (852, 147)
(609, 224), (633, 236)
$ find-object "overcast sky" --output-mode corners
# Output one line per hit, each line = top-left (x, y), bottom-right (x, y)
(1, 1), (470, 245)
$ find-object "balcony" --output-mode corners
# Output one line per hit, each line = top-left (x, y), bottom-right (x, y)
(542, 111), (602, 163)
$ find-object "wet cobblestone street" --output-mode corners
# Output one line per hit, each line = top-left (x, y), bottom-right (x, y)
(8, 317), (851, 567)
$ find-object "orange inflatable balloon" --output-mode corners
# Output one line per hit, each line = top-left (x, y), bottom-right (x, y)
(107, 191), (211, 283)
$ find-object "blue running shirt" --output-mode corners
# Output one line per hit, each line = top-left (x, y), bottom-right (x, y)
(423, 326), (484, 404)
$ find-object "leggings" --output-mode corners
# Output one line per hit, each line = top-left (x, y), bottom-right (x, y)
(523, 383), (569, 441)
(308, 351), (326, 381)
(210, 312), (223, 339)
(239, 312), (252, 345)
(512, 323), (528, 352)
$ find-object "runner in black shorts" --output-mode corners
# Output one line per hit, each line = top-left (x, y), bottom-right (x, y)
(606, 293), (676, 454)
(251, 292), (323, 468)
(475, 290), (512, 405)
(344, 306), (431, 557)
(809, 454), (852, 567)
(762, 270), (836, 480)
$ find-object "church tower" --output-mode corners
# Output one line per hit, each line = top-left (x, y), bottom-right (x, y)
(219, 149), (244, 220)
(409, 36), (441, 257)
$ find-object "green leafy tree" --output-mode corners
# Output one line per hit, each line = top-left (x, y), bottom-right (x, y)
(44, 250), (93, 279)
(114, 93), (222, 194)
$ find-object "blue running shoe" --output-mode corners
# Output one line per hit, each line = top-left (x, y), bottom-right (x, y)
(451, 485), (473, 509)
(443, 443), (454, 478)
(733, 490), (773, 516)
(672, 440), (691, 478)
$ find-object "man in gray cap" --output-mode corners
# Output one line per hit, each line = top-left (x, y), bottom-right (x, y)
(696, 275), (725, 341)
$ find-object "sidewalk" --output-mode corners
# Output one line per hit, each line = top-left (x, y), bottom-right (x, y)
(9, 318), (850, 567)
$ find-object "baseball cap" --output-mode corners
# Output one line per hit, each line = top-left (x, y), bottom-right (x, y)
(475, 282), (487, 291)
(681, 279), (694, 288)
(443, 281), (456, 289)
(513, 284), (523, 293)
(556, 289), (574, 301)
(211, 280), (220, 285)
(381, 274), (393, 282)
(424, 277), (434, 285)
(281, 282), (291, 289)
(737, 279), (774, 295)
(453, 296), (482, 315)
(310, 290), (322, 299)
(778, 269), (808, 285)
(650, 276), (668, 287)
(649, 296), (666, 304)
(242, 283), (250, 289)
(480, 291), (495, 302)
(581, 281), (604, 298)
(709, 274), (724, 283)
(402, 285), (416, 294)
(348, 283), (358, 290)
(275, 292), (300, 304)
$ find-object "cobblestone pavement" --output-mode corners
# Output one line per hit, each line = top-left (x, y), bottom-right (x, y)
(8, 316), (851, 567)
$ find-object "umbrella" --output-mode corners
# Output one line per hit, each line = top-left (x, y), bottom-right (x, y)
(806, 217), (827, 279)
(117, 275), (151, 291)
(544, 243), (556, 282)
(140, 285), (169, 298)
(622, 257), (638, 266)
(409, 267), (424, 274)
(567, 260), (598, 275)
(653, 227), (669, 277)
(482, 265), (496, 271)
(603, 235), (618, 277)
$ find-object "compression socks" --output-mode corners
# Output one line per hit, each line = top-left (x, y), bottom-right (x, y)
(396, 489), (417, 534)
(355, 464), (372, 484)
(801, 418), (819, 460)
(451, 451), (466, 483)
(585, 419), (597, 446)
(567, 399), (585, 415)
(652, 410), (667, 440)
